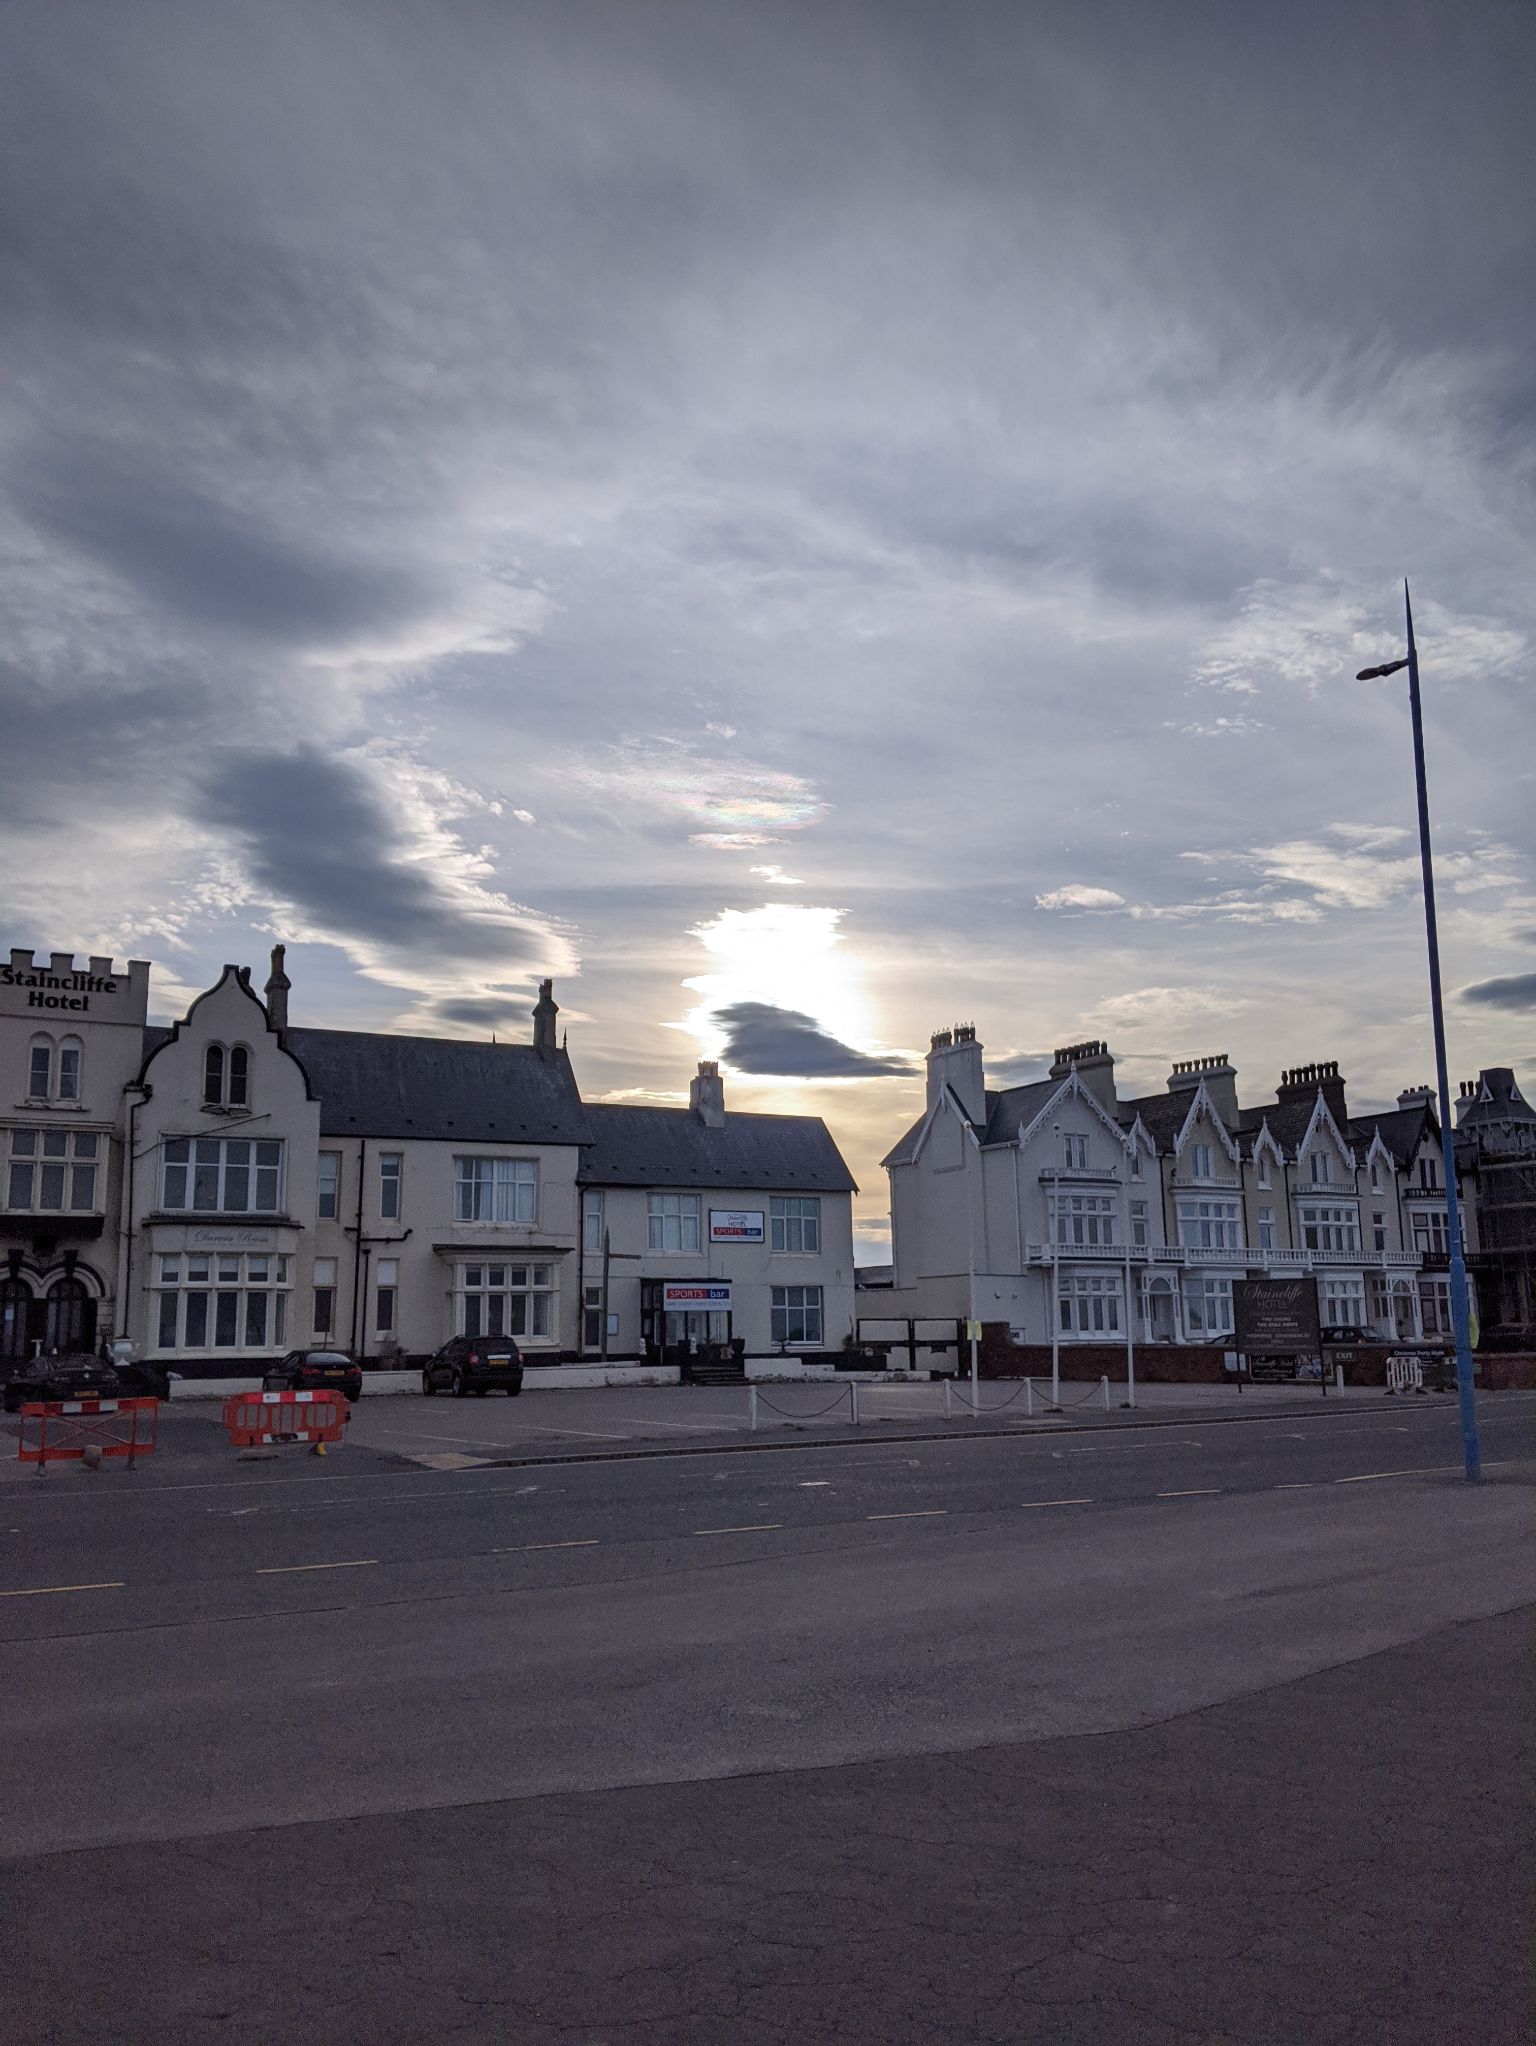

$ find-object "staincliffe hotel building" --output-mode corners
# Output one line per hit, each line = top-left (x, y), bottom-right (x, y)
(0, 945), (856, 1377)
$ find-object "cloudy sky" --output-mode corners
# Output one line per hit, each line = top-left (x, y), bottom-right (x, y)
(2, 0), (1532, 1254)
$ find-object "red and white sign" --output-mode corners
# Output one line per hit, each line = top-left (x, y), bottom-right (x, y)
(661, 1282), (733, 1309)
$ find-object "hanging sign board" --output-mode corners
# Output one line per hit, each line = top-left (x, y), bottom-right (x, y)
(709, 1210), (765, 1244)
(661, 1282), (732, 1309)
(1233, 1277), (1321, 1355)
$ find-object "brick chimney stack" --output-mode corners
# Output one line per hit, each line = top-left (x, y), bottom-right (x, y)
(690, 1060), (726, 1128)
(532, 979), (559, 1061)
(264, 944), (290, 1031)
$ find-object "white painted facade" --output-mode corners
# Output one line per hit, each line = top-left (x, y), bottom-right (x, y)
(881, 1028), (1458, 1350)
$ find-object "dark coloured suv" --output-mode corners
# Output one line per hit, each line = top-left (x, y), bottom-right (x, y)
(262, 1349), (364, 1404)
(422, 1334), (523, 1398)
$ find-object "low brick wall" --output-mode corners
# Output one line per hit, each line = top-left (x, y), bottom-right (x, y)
(975, 1327), (1230, 1383)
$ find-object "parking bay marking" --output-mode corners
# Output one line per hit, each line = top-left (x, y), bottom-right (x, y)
(256, 1559), (378, 1575)
(0, 1580), (125, 1599)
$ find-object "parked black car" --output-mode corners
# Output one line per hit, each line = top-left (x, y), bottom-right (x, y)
(3, 1352), (121, 1414)
(106, 1356), (173, 1401)
(422, 1334), (523, 1397)
(262, 1349), (364, 1404)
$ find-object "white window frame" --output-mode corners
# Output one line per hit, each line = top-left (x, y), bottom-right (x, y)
(1321, 1276), (1367, 1326)
(1257, 1204), (1276, 1252)
(1181, 1273), (1234, 1338)
(1411, 1206), (1449, 1257)
(1051, 1192), (1116, 1247)
(647, 1192), (701, 1253)
(454, 1156), (538, 1225)
(583, 1189), (604, 1254)
(1189, 1142), (1214, 1179)
(1176, 1197), (1243, 1251)
(153, 1252), (291, 1354)
(28, 1035), (54, 1100)
(160, 1137), (284, 1214)
(318, 1151), (341, 1220)
(1064, 1133), (1088, 1169)
(379, 1152), (402, 1221)
(770, 1196), (821, 1254)
(1058, 1274), (1122, 1336)
(1299, 1202), (1360, 1254)
(1418, 1274), (1453, 1337)
(456, 1260), (557, 1342)
(313, 1257), (338, 1337)
(6, 1127), (100, 1213)
(1129, 1199), (1148, 1248)
(771, 1284), (823, 1346)
(1310, 1151), (1333, 1185)
(374, 1257), (399, 1334)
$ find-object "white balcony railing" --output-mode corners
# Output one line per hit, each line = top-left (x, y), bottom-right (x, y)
(1024, 1243), (1425, 1273)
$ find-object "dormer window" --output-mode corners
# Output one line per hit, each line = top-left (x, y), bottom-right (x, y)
(1370, 1159), (1383, 1191)
(1190, 1142), (1213, 1179)
(1130, 1149), (1143, 1180)
(203, 1043), (250, 1109)
(1064, 1133), (1088, 1169)
(1418, 1157), (1439, 1190)
(1310, 1152), (1332, 1185)
(1256, 1153), (1271, 1189)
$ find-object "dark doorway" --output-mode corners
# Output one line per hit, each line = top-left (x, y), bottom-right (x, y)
(1, 1277), (32, 1364)
(44, 1275), (95, 1354)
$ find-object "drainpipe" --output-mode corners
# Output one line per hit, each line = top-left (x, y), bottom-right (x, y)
(349, 1136), (367, 1355)
(117, 1087), (148, 1350)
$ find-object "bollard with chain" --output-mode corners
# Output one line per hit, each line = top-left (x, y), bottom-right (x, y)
(749, 1385), (758, 1432)
(1025, 1377), (1034, 1418)
(944, 1380), (952, 1422)
(850, 1381), (860, 1427)
(1100, 1375), (1110, 1413)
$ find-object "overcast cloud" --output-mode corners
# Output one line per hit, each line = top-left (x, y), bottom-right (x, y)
(1, 0), (1532, 1251)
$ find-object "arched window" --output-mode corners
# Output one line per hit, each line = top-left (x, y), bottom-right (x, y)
(44, 1274), (94, 1354)
(203, 1043), (225, 1105)
(58, 1036), (82, 1102)
(28, 1035), (53, 1100)
(228, 1045), (249, 1107)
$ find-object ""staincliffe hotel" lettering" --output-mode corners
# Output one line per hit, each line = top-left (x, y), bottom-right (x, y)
(0, 964), (121, 1011)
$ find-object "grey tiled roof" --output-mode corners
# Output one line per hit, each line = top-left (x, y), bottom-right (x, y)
(580, 1102), (857, 1192)
(1118, 1092), (1190, 1149)
(283, 1029), (591, 1144)
(979, 1079), (1060, 1146)
(1347, 1103), (1434, 1167)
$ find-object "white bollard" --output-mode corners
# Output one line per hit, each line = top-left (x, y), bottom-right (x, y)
(749, 1385), (758, 1432)
(1025, 1376), (1034, 1418)
(850, 1381), (860, 1427)
(1334, 1363), (1345, 1394)
(1101, 1375), (1110, 1413)
(944, 1380), (953, 1422)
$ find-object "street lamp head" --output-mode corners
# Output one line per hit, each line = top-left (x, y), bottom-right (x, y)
(1356, 658), (1410, 680)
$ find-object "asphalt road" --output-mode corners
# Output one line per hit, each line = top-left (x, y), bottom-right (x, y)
(2, 1396), (1531, 2043)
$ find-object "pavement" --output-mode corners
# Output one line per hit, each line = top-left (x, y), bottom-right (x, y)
(1, 1393), (1531, 2042)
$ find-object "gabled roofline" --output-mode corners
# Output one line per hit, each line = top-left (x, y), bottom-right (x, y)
(1018, 1072), (1133, 1154)
(1173, 1079), (1241, 1164)
(1249, 1121), (1285, 1169)
(1297, 1089), (1357, 1170)
(910, 1084), (982, 1165)
(137, 964), (317, 1101)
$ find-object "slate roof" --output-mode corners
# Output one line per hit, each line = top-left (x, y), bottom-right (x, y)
(979, 1079), (1060, 1147)
(284, 1029), (590, 1145)
(1456, 1067), (1534, 1132)
(1347, 1103), (1434, 1167)
(580, 1103), (857, 1192)
(1118, 1091), (1190, 1150)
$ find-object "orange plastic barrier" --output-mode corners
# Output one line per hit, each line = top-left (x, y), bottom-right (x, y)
(222, 1388), (348, 1450)
(18, 1396), (159, 1472)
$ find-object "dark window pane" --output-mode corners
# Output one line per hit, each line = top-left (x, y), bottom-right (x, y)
(245, 1293), (268, 1346)
(228, 1048), (249, 1105)
(184, 1292), (209, 1345)
(215, 1292), (239, 1345)
(159, 1293), (179, 1347)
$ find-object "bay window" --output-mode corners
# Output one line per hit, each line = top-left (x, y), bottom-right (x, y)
(154, 1253), (290, 1353)
(1299, 1203), (1360, 1254)
(1051, 1193), (1115, 1247)
(1177, 1197), (1243, 1250)
(1059, 1274), (1121, 1335)
(1321, 1276), (1367, 1327)
(6, 1128), (99, 1212)
(1411, 1207), (1449, 1257)
(1181, 1273), (1234, 1338)
(457, 1261), (555, 1339)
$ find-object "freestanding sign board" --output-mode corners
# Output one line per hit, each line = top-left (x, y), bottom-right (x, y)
(1233, 1277), (1321, 1356)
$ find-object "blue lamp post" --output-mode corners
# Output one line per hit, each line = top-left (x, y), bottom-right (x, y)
(1357, 582), (1481, 1482)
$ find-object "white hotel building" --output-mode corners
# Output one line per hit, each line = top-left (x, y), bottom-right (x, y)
(879, 1027), (1461, 1351)
(0, 945), (856, 1378)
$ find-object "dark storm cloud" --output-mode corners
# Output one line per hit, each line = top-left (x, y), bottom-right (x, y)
(431, 995), (541, 1032)
(1460, 972), (1536, 1012)
(195, 748), (548, 968)
(9, 438), (432, 645)
(715, 1002), (911, 1078)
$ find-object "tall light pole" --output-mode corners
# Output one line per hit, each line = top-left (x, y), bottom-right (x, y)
(1357, 582), (1481, 1481)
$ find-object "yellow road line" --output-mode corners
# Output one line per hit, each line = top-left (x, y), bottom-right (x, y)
(0, 1580), (125, 1599)
(256, 1559), (378, 1575)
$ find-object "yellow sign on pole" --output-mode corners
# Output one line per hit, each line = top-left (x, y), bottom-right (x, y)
(965, 1319), (982, 1341)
